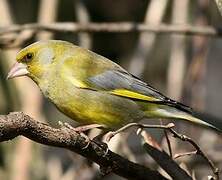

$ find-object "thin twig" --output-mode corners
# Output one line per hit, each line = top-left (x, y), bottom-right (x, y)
(160, 119), (173, 158)
(164, 130), (173, 158)
(141, 130), (162, 151)
(104, 121), (219, 179)
(168, 128), (219, 180)
(174, 150), (197, 159)
(104, 123), (175, 142)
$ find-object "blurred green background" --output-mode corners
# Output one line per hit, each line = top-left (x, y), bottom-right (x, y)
(0, 0), (222, 179)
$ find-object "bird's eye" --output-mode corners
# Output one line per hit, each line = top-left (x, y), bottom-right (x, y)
(25, 53), (33, 62)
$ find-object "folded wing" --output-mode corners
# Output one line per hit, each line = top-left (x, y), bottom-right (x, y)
(87, 69), (192, 113)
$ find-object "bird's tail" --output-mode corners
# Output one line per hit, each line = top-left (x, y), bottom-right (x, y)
(144, 104), (222, 133)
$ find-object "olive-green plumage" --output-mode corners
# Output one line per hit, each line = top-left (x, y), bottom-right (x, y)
(7, 40), (222, 132)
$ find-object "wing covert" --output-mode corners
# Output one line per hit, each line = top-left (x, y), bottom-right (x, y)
(87, 69), (192, 113)
(88, 69), (166, 101)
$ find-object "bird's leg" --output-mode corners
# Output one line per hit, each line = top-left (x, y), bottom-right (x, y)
(58, 121), (90, 147)
(65, 123), (107, 149)
(59, 121), (109, 152)
(58, 121), (105, 132)
(71, 123), (105, 132)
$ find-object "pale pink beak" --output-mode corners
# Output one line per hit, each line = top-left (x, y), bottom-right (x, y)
(7, 62), (29, 79)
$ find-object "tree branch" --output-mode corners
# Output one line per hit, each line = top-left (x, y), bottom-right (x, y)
(0, 112), (167, 180)
(0, 22), (222, 49)
(0, 22), (220, 36)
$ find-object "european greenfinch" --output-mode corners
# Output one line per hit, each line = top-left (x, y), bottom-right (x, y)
(7, 40), (222, 132)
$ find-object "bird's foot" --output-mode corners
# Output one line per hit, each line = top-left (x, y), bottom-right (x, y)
(58, 121), (91, 148)
(91, 133), (109, 156)
(58, 121), (106, 149)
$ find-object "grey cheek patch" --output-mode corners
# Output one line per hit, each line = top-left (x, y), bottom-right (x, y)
(39, 48), (54, 65)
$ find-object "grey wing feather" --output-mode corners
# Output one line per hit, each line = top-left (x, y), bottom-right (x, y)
(88, 70), (131, 90)
(88, 69), (192, 113)
(88, 70), (164, 99)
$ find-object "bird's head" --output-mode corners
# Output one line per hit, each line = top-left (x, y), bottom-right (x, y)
(7, 40), (73, 84)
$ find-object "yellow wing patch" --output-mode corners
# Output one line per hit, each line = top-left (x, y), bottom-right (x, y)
(110, 89), (160, 102)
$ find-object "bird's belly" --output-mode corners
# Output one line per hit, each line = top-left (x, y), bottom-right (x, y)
(48, 87), (144, 129)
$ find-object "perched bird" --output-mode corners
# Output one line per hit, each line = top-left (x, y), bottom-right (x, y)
(7, 40), (222, 133)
